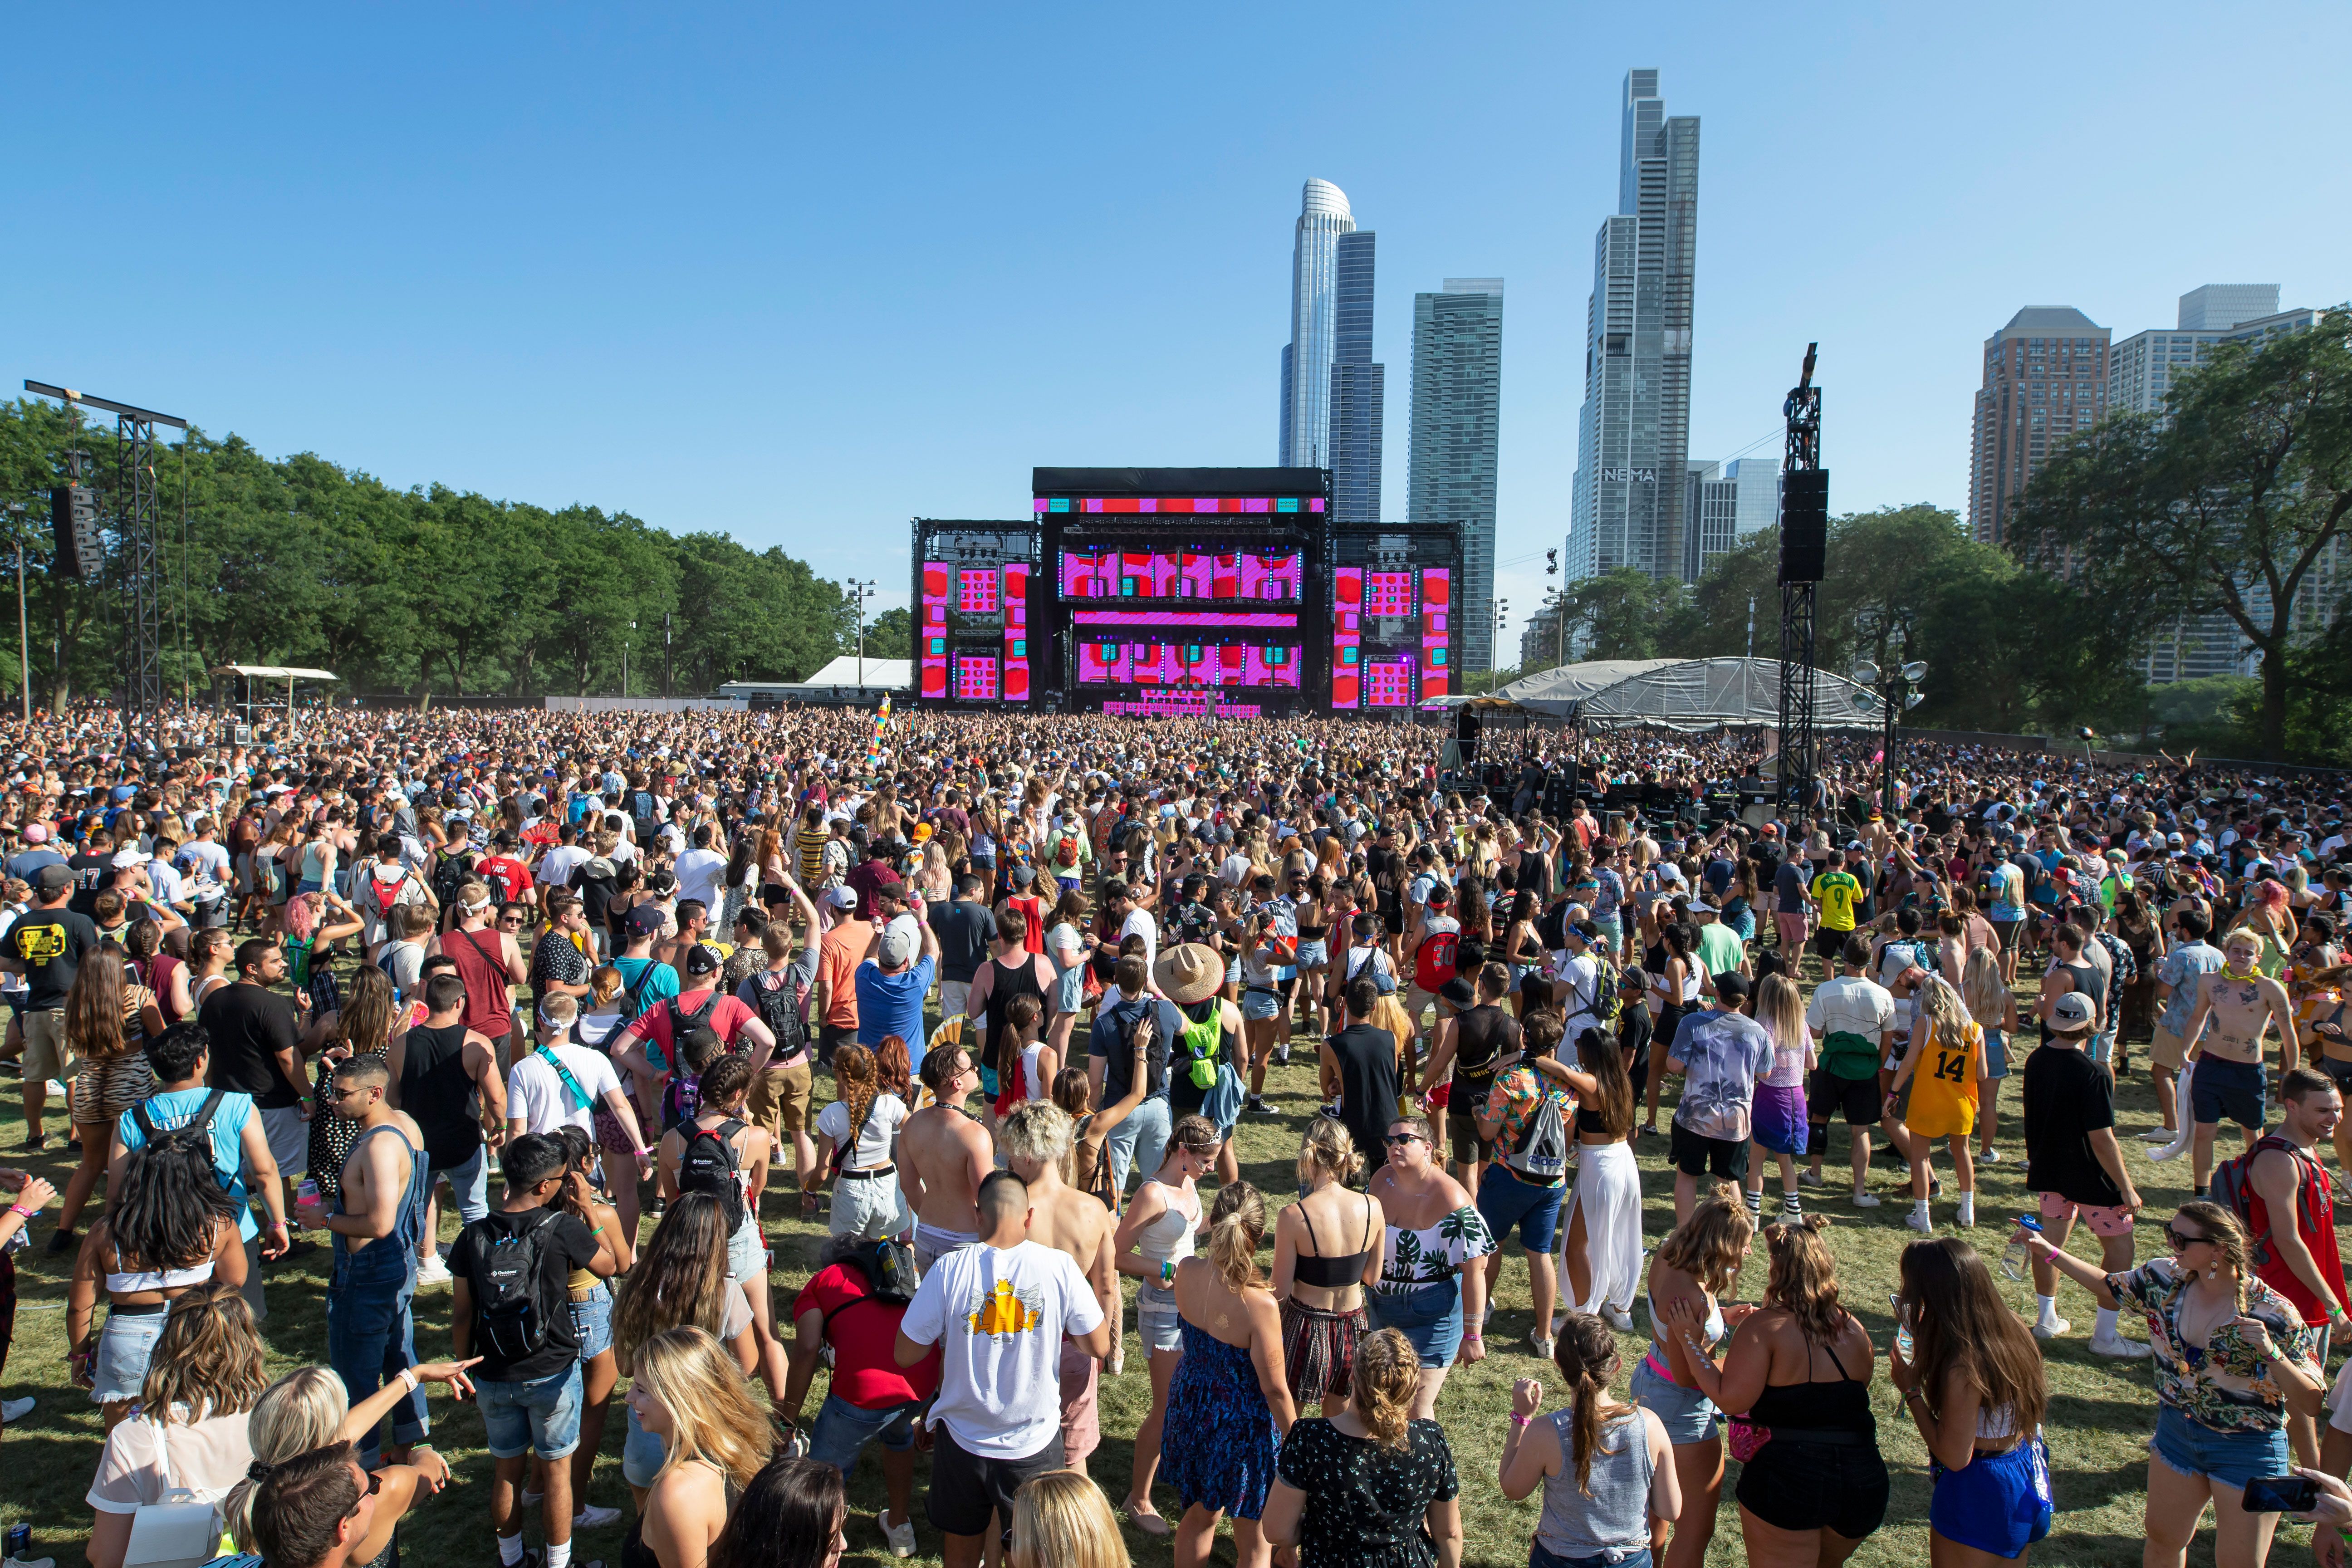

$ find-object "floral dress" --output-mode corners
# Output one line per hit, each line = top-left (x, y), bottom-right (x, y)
(1276, 1417), (1459, 1568)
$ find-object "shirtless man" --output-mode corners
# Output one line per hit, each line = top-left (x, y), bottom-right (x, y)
(999, 1099), (1117, 1481)
(897, 1042), (995, 1274)
(296, 1054), (433, 1468)
(2179, 927), (2301, 1195)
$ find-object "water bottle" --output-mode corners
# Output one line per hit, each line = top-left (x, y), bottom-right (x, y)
(2002, 1215), (2045, 1280)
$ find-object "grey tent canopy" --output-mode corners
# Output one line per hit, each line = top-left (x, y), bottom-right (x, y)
(1499, 657), (1883, 730)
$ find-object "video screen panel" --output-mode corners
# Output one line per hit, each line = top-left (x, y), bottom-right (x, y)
(1059, 549), (1302, 603)
(1076, 640), (1300, 688)
(1327, 561), (1449, 709)
(920, 560), (1029, 705)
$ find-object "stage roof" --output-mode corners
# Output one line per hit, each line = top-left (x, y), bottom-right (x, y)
(1032, 467), (1327, 496)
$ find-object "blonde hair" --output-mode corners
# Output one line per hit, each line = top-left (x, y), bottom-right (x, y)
(1206, 1180), (1266, 1293)
(1961, 946), (2007, 1027)
(1918, 974), (1971, 1045)
(228, 1368), (351, 1549)
(1351, 1326), (1420, 1448)
(1000, 1100), (1074, 1167)
(1295, 1115), (1364, 1189)
(631, 1326), (776, 1488)
(1755, 973), (1804, 1056)
(1009, 1471), (1131, 1568)
(1761, 1214), (1846, 1342)
(139, 1281), (268, 1429)
(1653, 1181), (1753, 1295)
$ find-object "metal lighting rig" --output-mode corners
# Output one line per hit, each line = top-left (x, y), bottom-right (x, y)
(1774, 346), (1826, 819)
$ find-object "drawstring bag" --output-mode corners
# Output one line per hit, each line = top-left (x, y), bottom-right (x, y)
(122, 1417), (229, 1568)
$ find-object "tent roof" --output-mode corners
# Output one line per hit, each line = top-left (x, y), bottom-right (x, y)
(1502, 656), (1883, 730)
(212, 665), (339, 682)
(719, 657), (911, 693)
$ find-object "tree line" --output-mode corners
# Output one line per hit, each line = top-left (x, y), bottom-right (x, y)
(1536, 310), (2352, 763)
(0, 398), (858, 706)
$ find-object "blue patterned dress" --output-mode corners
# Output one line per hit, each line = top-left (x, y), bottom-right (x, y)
(1159, 1318), (1281, 1519)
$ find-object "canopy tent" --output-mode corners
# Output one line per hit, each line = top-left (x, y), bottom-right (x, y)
(211, 664), (341, 737)
(1500, 656), (1883, 730)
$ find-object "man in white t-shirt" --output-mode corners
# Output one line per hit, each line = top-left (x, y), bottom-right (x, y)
(674, 823), (729, 911)
(505, 995), (647, 1153)
(895, 1169), (1111, 1568)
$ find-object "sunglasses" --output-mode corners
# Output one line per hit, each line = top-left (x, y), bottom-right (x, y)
(1384, 1132), (1425, 1147)
(2165, 1228), (2212, 1252)
(342, 1467), (384, 1519)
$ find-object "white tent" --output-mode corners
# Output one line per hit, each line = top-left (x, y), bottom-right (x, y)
(1501, 657), (1884, 730)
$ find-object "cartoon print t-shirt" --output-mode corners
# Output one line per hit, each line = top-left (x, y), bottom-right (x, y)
(897, 1239), (1103, 1457)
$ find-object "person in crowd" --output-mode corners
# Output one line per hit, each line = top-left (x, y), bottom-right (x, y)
(1156, 942), (1248, 1186)
(1089, 954), (1179, 1196)
(2022, 990), (2150, 1354)
(1000, 1100), (1117, 1480)
(1008, 1470), (1131, 1568)
(303, 965), (405, 1219)
(1663, 972), (1775, 1226)
(899, 1039), (995, 1274)
(1961, 945), (2020, 1164)
(1744, 972), (1815, 1223)
(1319, 975), (1401, 1179)
(1553, 1024), (1641, 1333)
(111, 1020), (289, 1323)
(855, 919), (939, 1063)
(1496, 1310), (1680, 1568)
(622, 1326), (777, 1568)
(83, 1281), (270, 1568)
(2149, 905), (2225, 1142)
(1366, 1113), (1494, 1420)
(67, 1138), (250, 1431)
(615, 1192), (765, 1501)
(505, 991), (647, 1148)
(245, 1441), (386, 1568)
(1054, 1024), (1152, 1220)
(655, 1051), (784, 1396)
(2019, 1200), (2325, 1568)
(385, 970), (507, 1288)
(1, 862), (101, 1156)
(1887, 975), (1986, 1232)
(1472, 1006), (1578, 1358)
(1888, 1238), (2054, 1566)
(1666, 1212), (1891, 1568)
(1271, 1116), (1382, 1419)
(738, 905), (822, 1218)
(1803, 935), (1897, 1208)
(1158, 1180), (1296, 1568)
(707, 1455), (848, 1568)
(1263, 1324), (1463, 1568)
(811, 1041), (910, 1242)
(225, 1359), (480, 1568)
(1633, 1181), (1754, 1568)
(1112, 1111), (1217, 1534)
(895, 1169), (1112, 1568)
(200, 936), (315, 1234)
(450, 1132), (622, 1568)
(549, 1123), (632, 1529)
(956, 901), (1056, 1107)
(2179, 928), (2301, 1195)
(53, 941), (159, 1245)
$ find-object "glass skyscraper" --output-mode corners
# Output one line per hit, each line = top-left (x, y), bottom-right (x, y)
(1410, 279), (1503, 670)
(1280, 180), (1382, 521)
(1567, 70), (1699, 585)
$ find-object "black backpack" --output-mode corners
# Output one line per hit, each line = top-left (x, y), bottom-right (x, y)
(431, 847), (479, 911)
(678, 1117), (749, 1232)
(819, 1236), (917, 1331)
(130, 1088), (226, 1167)
(665, 991), (724, 1065)
(742, 970), (808, 1060)
(468, 1207), (562, 1364)
(632, 791), (661, 846)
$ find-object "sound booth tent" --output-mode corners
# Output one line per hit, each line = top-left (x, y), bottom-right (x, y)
(1499, 656), (1883, 731)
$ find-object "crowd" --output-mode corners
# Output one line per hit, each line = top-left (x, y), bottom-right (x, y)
(0, 697), (2348, 1568)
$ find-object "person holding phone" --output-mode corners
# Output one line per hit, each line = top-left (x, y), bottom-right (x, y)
(2015, 1199), (2324, 1567)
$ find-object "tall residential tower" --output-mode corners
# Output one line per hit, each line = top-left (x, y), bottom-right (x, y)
(1279, 179), (1383, 520)
(1567, 70), (1700, 584)
(1965, 307), (2110, 544)
(1410, 279), (1504, 671)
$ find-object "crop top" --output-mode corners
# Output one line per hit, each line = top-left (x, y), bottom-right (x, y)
(1294, 1194), (1377, 1289)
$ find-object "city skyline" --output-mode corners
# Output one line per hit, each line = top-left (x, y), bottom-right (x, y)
(1409, 279), (1504, 671)
(8, 4), (2349, 647)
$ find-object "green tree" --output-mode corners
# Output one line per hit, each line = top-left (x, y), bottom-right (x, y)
(2008, 310), (2352, 760)
(863, 605), (912, 662)
(1559, 568), (1690, 660)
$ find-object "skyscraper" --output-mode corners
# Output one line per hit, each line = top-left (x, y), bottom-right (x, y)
(1567, 70), (1700, 585)
(1681, 456), (1779, 580)
(1966, 308), (2111, 544)
(1410, 279), (1504, 670)
(1280, 180), (1382, 525)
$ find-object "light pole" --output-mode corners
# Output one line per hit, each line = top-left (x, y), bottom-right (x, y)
(847, 578), (877, 690)
(1851, 656), (1928, 819)
(1490, 598), (1509, 692)
(2, 505), (30, 723)
(623, 620), (635, 699)
(1545, 549), (1564, 670)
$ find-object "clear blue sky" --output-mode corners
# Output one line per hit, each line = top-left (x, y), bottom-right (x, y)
(10, 2), (2348, 648)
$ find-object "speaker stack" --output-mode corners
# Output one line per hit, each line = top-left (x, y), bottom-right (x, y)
(1779, 470), (1829, 584)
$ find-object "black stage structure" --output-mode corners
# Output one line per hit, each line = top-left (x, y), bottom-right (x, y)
(1774, 346), (1826, 814)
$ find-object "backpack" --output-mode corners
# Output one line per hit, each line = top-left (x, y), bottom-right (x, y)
(431, 847), (478, 911)
(468, 1207), (563, 1364)
(1054, 836), (1079, 869)
(364, 868), (408, 920)
(678, 1117), (749, 1232)
(2209, 1134), (2329, 1273)
(1175, 1002), (1222, 1090)
(1504, 1073), (1571, 1181)
(664, 990), (724, 1070)
(1579, 955), (1624, 1029)
(742, 970), (808, 1061)
(129, 1088), (226, 1167)
(1413, 925), (1461, 994)
(632, 791), (661, 845)
(819, 1236), (917, 1333)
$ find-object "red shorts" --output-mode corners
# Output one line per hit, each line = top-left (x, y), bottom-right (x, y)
(1776, 911), (1809, 948)
(1059, 1338), (1099, 1467)
(2038, 1190), (2135, 1238)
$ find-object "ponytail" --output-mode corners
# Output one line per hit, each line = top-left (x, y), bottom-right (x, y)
(1205, 1180), (1265, 1294)
(1551, 1312), (1622, 1494)
(1351, 1327), (1420, 1448)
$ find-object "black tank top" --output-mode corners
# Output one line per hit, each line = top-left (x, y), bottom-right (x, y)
(980, 952), (1044, 1073)
(398, 1022), (483, 1168)
(1293, 1193), (1378, 1288)
(1746, 1318), (1875, 1436)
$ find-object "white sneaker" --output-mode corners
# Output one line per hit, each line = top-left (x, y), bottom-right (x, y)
(0, 1395), (34, 1422)
(1529, 1333), (1556, 1361)
(574, 1504), (622, 1529)
(2138, 1127), (2178, 1143)
(1978, 1147), (2002, 1163)
(1905, 1209), (1934, 1234)
(2031, 1317), (2072, 1341)
(1602, 1304), (1635, 1333)
(1850, 1191), (1882, 1208)
(878, 1508), (917, 1559)
(1274, 1042), (1291, 1066)
(415, 1255), (453, 1287)
(2090, 1331), (2154, 1360)
(8, 1553), (58, 1568)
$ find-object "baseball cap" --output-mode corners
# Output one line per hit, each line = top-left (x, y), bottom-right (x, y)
(21, 823), (46, 844)
(1010, 863), (1036, 886)
(684, 943), (721, 976)
(824, 885), (859, 909)
(32, 863), (70, 893)
(878, 925), (918, 967)
(1711, 972), (1752, 1004)
(2048, 991), (2096, 1032)
(625, 903), (668, 937)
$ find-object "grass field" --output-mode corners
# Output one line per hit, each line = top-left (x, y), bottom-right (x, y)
(0, 969), (2322, 1568)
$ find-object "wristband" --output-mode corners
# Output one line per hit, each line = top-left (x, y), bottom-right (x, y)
(1159, 1259), (1176, 1288)
(398, 1367), (421, 1394)
(8, 1205), (35, 1220)
(1509, 1411), (1532, 1428)
(1464, 1329), (1482, 1343)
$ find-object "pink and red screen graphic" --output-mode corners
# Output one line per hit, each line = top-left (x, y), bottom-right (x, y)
(920, 559), (1027, 704)
(920, 560), (951, 700)
(1420, 568), (1450, 701)
(1000, 563), (1028, 702)
(1330, 566), (1364, 708)
(1058, 550), (1299, 603)
(1078, 642), (1299, 688)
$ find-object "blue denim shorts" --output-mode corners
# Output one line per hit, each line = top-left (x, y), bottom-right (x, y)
(1296, 940), (1328, 970)
(1138, 1279), (1181, 1353)
(93, 1308), (167, 1404)
(569, 1284), (613, 1362)
(1477, 1164), (1565, 1254)
(1531, 1544), (1651, 1568)
(1630, 1354), (1718, 1446)
(1369, 1278), (1464, 1369)
(1242, 988), (1283, 1021)
(725, 1213), (767, 1285)
(807, 1394), (921, 1472)
(478, 1362), (585, 1460)
(2152, 1403), (2290, 1490)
